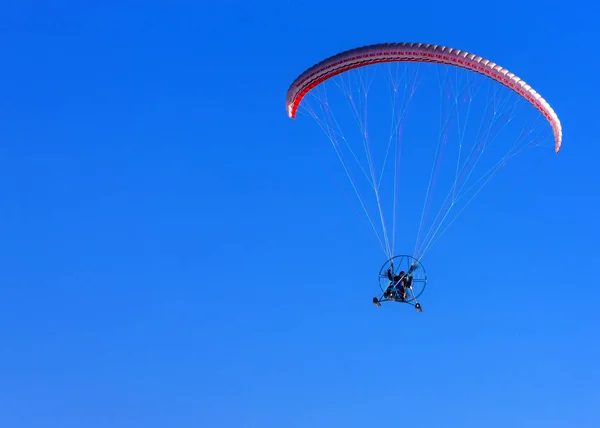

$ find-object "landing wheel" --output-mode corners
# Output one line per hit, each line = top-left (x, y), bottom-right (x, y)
(372, 297), (381, 307)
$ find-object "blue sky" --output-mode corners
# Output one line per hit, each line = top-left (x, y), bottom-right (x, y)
(0, 1), (599, 427)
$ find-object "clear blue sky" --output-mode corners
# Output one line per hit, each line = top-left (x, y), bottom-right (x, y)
(0, 1), (598, 427)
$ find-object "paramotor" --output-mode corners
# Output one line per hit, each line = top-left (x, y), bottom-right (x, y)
(285, 42), (562, 310)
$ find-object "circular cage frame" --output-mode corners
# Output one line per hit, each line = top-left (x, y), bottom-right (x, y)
(376, 255), (427, 307)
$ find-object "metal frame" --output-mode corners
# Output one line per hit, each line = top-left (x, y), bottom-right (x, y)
(373, 255), (427, 312)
